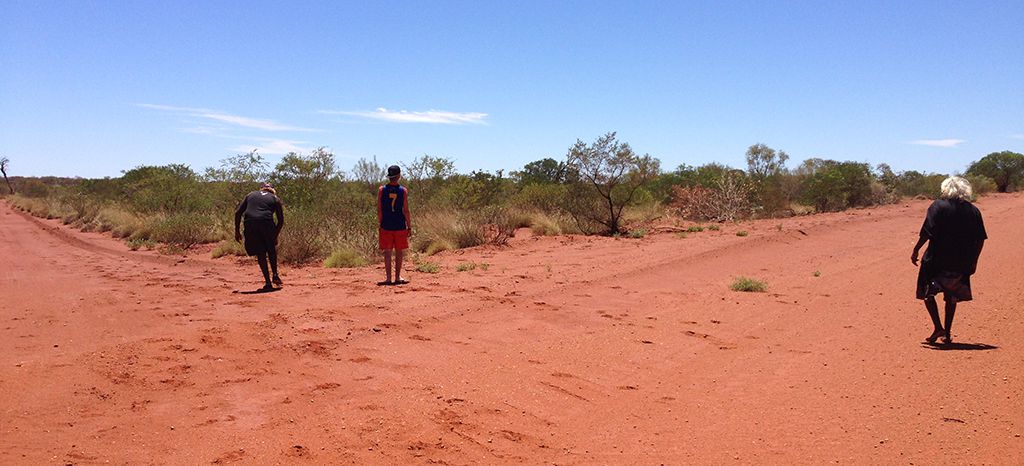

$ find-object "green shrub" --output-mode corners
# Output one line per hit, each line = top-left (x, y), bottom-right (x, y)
(456, 262), (477, 272)
(687, 225), (705, 232)
(510, 183), (568, 213)
(800, 160), (875, 211)
(415, 261), (441, 273)
(964, 174), (996, 198)
(708, 224), (720, 231)
(736, 230), (749, 237)
(127, 237), (156, 251)
(211, 240), (247, 259)
(323, 248), (369, 268)
(730, 276), (767, 292)
(151, 213), (218, 250)
(276, 208), (327, 264)
(628, 229), (647, 238)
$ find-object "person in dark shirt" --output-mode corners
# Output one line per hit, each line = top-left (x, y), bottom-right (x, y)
(235, 182), (285, 291)
(377, 165), (412, 285)
(911, 176), (986, 344)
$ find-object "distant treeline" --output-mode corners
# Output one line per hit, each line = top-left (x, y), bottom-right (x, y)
(3, 136), (1020, 266)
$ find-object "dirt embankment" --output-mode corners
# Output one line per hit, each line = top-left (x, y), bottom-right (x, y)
(1, 195), (1022, 464)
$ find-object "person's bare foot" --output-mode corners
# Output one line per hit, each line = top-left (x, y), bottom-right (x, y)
(942, 333), (953, 345)
(925, 329), (944, 343)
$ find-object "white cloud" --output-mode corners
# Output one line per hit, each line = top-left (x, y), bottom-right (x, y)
(136, 103), (318, 132)
(910, 139), (966, 148)
(228, 138), (313, 155)
(322, 107), (488, 125)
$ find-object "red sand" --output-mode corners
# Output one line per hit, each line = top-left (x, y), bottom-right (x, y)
(1, 195), (1022, 464)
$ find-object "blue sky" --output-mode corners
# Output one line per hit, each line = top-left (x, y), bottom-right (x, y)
(2, 0), (1022, 178)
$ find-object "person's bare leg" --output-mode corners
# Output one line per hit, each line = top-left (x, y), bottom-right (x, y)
(383, 249), (393, 283)
(256, 253), (272, 288)
(924, 297), (944, 343)
(394, 249), (404, 283)
(943, 296), (957, 343)
(268, 247), (282, 285)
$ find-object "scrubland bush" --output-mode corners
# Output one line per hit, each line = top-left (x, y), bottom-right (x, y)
(211, 240), (246, 259)
(798, 160), (876, 212)
(276, 208), (327, 264)
(730, 276), (767, 292)
(151, 213), (218, 250)
(324, 248), (368, 268)
(10, 142), (1013, 257)
(670, 174), (753, 222)
(967, 151), (1024, 193)
(412, 211), (485, 255)
(964, 174), (996, 198)
(529, 212), (566, 236)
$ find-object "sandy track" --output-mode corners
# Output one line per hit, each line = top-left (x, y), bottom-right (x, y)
(1, 195), (1022, 465)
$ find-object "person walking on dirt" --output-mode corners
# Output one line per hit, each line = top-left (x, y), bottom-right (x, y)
(911, 176), (986, 344)
(377, 165), (411, 286)
(235, 182), (285, 291)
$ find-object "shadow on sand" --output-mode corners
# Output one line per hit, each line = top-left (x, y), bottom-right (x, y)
(235, 287), (283, 295)
(922, 341), (998, 351)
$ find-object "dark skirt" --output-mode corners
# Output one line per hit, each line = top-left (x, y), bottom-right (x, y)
(916, 259), (973, 301)
(243, 219), (278, 256)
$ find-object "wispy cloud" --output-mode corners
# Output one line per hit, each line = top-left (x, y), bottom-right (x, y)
(910, 138), (966, 148)
(137, 103), (318, 132)
(228, 138), (314, 155)
(322, 107), (488, 125)
(1011, 134), (1024, 140)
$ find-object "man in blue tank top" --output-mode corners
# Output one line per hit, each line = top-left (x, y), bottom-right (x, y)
(377, 165), (411, 285)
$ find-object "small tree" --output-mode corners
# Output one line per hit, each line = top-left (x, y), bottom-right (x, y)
(967, 151), (1024, 192)
(514, 158), (570, 185)
(745, 143), (790, 215)
(272, 147), (340, 208)
(0, 156), (12, 194)
(351, 156), (384, 189)
(204, 150), (269, 183)
(565, 132), (660, 235)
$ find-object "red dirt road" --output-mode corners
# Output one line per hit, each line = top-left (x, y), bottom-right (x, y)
(2, 195), (1022, 465)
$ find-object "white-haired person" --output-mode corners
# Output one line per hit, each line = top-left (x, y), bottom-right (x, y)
(235, 182), (285, 291)
(911, 176), (987, 344)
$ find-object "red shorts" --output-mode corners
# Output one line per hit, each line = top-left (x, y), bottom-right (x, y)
(379, 229), (409, 250)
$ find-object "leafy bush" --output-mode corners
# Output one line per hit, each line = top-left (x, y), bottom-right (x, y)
(730, 276), (767, 292)
(150, 213), (218, 250)
(456, 262), (477, 272)
(964, 174), (996, 198)
(799, 160), (875, 211)
(277, 208), (326, 264)
(966, 150), (1024, 192)
(736, 230), (749, 237)
(324, 248), (369, 268)
(119, 164), (210, 214)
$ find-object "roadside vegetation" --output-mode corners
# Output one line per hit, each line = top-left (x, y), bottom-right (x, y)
(2, 142), (1018, 266)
